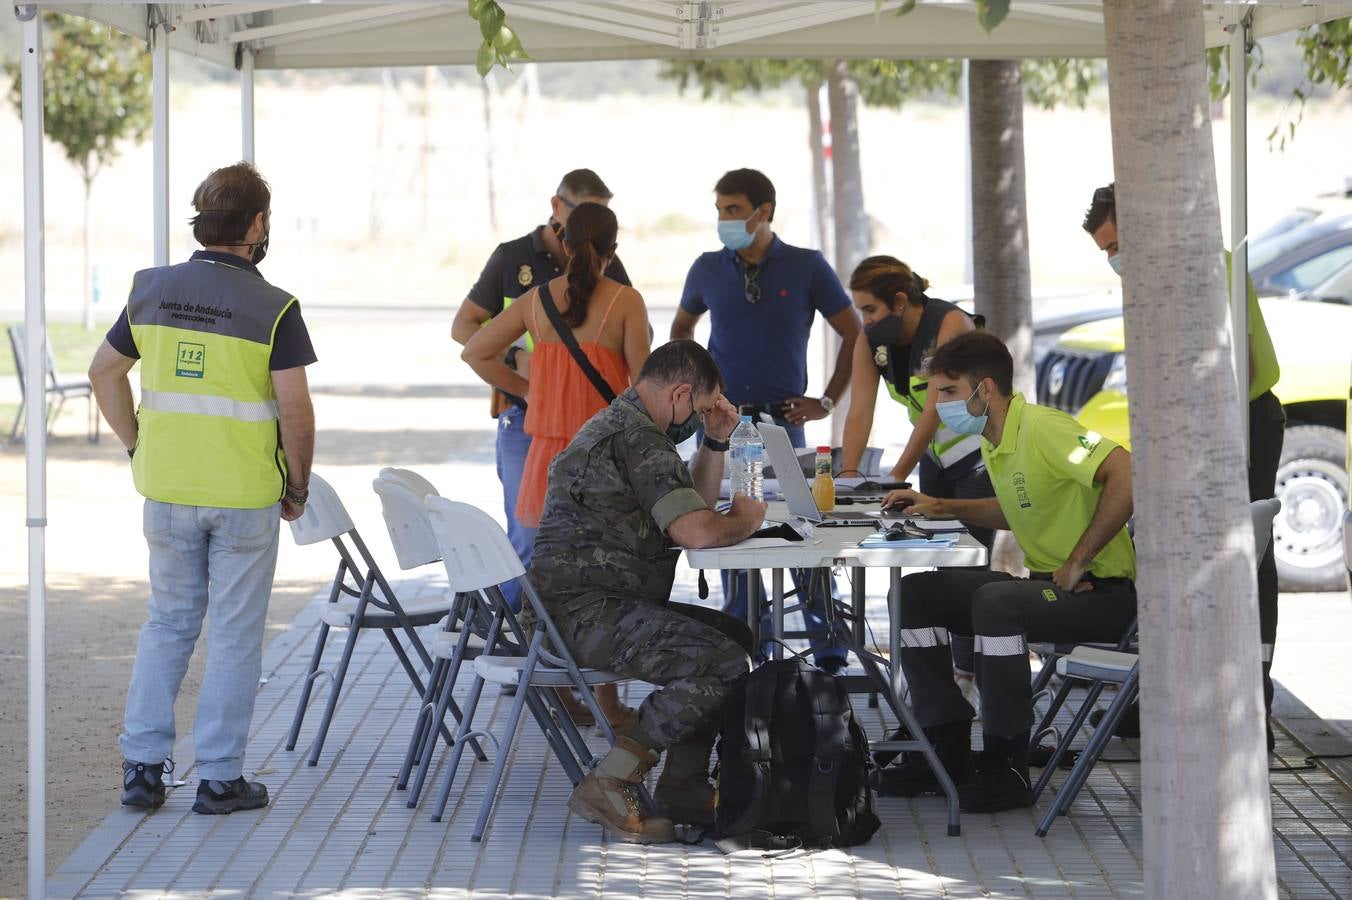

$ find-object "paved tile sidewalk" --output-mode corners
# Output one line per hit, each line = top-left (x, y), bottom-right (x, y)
(51, 573), (1352, 898)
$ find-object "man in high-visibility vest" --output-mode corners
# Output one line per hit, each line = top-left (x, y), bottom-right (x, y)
(89, 162), (316, 815)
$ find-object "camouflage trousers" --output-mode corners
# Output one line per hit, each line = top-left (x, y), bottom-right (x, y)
(551, 595), (753, 749)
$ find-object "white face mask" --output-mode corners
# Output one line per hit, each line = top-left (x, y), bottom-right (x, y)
(1108, 254), (1122, 276)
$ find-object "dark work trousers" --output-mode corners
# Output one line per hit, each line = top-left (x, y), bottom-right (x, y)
(918, 455), (996, 675)
(1248, 389), (1285, 719)
(896, 570), (1137, 738)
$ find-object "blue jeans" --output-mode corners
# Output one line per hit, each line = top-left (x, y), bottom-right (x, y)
(714, 416), (846, 666)
(496, 407), (536, 611)
(121, 500), (280, 781)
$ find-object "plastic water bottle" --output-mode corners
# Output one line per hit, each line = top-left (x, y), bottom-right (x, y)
(729, 415), (764, 500)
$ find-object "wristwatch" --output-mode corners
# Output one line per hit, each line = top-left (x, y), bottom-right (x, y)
(820, 395), (836, 413)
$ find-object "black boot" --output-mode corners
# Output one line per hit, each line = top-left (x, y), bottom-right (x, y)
(192, 777), (269, 815)
(959, 732), (1034, 813)
(874, 721), (973, 797)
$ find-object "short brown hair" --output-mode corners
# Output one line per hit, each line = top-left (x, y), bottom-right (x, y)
(926, 330), (1014, 396)
(190, 162), (271, 246)
(1082, 182), (1115, 234)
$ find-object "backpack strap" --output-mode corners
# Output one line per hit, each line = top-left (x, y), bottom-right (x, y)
(538, 281), (617, 404)
(807, 672), (848, 841)
(723, 665), (778, 837)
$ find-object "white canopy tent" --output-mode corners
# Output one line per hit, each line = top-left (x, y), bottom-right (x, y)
(18, 2), (1352, 896)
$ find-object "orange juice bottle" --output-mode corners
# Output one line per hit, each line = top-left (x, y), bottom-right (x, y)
(811, 445), (835, 511)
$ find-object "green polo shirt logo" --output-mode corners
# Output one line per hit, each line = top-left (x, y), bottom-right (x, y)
(1012, 472), (1032, 508)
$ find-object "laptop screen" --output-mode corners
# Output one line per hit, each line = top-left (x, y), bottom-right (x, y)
(756, 422), (823, 521)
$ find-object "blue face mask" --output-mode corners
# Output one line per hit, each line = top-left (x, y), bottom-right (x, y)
(936, 385), (989, 436)
(1108, 254), (1122, 276)
(718, 218), (755, 251)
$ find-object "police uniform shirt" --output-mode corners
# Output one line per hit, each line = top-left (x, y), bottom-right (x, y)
(105, 250), (317, 370)
(981, 393), (1136, 581)
(466, 225), (631, 318)
(528, 388), (709, 611)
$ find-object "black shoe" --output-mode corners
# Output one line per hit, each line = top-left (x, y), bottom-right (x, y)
(958, 755), (1035, 813)
(1089, 703), (1140, 739)
(192, 777), (269, 815)
(121, 758), (171, 810)
(873, 721), (972, 797)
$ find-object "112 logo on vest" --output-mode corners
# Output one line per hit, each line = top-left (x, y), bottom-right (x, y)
(176, 342), (205, 378)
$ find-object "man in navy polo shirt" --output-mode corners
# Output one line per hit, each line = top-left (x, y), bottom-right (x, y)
(672, 168), (862, 671)
(452, 169), (630, 609)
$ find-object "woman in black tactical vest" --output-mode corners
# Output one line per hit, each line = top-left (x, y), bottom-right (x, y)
(840, 255), (997, 553)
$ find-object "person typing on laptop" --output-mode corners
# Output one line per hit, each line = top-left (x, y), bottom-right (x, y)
(882, 331), (1136, 813)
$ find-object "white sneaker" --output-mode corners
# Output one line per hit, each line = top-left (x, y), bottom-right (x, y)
(956, 673), (982, 722)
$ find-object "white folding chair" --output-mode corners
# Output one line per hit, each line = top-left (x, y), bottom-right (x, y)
(7, 324), (99, 443)
(1033, 498), (1282, 836)
(421, 496), (632, 842)
(370, 467), (490, 790)
(285, 472), (452, 766)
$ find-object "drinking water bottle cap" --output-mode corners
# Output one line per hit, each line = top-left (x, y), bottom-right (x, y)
(740, 414), (753, 423)
(817, 445), (831, 453)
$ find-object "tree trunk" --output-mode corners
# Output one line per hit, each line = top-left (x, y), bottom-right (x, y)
(1103, 2), (1276, 896)
(827, 60), (868, 279)
(806, 78), (831, 255)
(81, 172), (93, 331)
(967, 59), (1033, 400)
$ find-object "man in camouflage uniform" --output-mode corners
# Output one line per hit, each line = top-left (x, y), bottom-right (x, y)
(529, 340), (767, 843)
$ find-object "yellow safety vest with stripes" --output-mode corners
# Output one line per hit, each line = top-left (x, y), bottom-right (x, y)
(874, 297), (983, 471)
(127, 258), (294, 508)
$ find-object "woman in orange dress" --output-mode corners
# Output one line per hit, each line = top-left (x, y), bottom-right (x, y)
(463, 202), (651, 726)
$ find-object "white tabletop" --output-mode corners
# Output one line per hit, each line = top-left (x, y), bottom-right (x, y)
(686, 501), (989, 570)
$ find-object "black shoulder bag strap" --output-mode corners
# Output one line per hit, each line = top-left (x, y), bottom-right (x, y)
(807, 672), (847, 841)
(537, 282), (617, 404)
(724, 665), (778, 838)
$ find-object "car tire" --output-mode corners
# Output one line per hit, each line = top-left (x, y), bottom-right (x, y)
(1272, 424), (1348, 592)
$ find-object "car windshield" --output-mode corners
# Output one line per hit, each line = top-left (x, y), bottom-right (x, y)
(1250, 214), (1352, 272)
(1308, 259), (1352, 305)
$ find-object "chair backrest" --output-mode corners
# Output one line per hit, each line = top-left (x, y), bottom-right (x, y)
(379, 466), (440, 500)
(1250, 497), (1281, 560)
(7, 324), (61, 393)
(289, 472), (356, 545)
(425, 496), (526, 593)
(374, 468), (442, 570)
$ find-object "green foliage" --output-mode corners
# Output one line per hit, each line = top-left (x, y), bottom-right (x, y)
(878, 0), (1006, 33)
(467, 0), (528, 77)
(660, 57), (1093, 111)
(4, 13), (151, 185)
(1267, 18), (1352, 150)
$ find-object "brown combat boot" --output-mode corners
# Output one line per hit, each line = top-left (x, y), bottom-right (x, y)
(653, 734), (716, 828)
(568, 736), (676, 844)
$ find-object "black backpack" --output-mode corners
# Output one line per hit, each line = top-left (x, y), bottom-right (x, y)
(714, 658), (881, 849)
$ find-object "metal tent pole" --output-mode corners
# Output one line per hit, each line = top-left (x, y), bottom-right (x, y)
(152, 19), (170, 265)
(18, 5), (48, 898)
(1229, 11), (1250, 451)
(241, 46), (255, 162)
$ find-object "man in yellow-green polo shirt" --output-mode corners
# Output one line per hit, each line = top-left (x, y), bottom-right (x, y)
(1084, 182), (1284, 749)
(89, 162), (316, 817)
(879, 331), (1137, 813)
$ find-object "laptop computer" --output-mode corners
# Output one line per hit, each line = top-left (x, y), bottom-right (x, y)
(756, 422), (877, 527)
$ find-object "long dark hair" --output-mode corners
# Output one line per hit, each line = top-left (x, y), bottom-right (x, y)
(561, 202), (618, 328)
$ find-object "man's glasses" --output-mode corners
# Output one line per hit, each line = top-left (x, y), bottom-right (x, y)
(555, 194), (576, 210)
(743, 263), (761, 304)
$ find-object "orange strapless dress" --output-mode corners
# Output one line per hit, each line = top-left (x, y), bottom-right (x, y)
(516, 287), (630, 527)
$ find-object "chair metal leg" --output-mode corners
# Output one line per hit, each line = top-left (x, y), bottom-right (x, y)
(522, 687), (585, 785)
(8, 397), (24, 443)
(471, 648), (542, 842)
(408, 659), (469, 808)
(398, 655), (448, 790)
(1032, 679), (1108, 800)
(307, 616), (365, 767)
(286, 622), (331, 751)
(430, 673), (489, 822)
(1030, 672), (1078, 756)
(1046, 674), (1139, 827)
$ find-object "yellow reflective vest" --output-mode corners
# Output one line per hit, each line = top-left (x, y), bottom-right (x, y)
(127, 258), (295, 508)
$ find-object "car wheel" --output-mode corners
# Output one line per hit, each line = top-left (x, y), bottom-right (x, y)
(1273, 425), (1348, 592)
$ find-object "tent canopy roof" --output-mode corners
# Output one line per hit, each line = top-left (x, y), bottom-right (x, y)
(38, 1), (1352, 71)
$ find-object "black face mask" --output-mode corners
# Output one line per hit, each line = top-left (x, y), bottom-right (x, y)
(251, 233), (269, 265)
(549, 218), (566, 244)
(667, 395), (699, 445)
(865, 313), (904, 349)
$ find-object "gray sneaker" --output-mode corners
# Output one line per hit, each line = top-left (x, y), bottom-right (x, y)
(121, 758), (172, 811)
